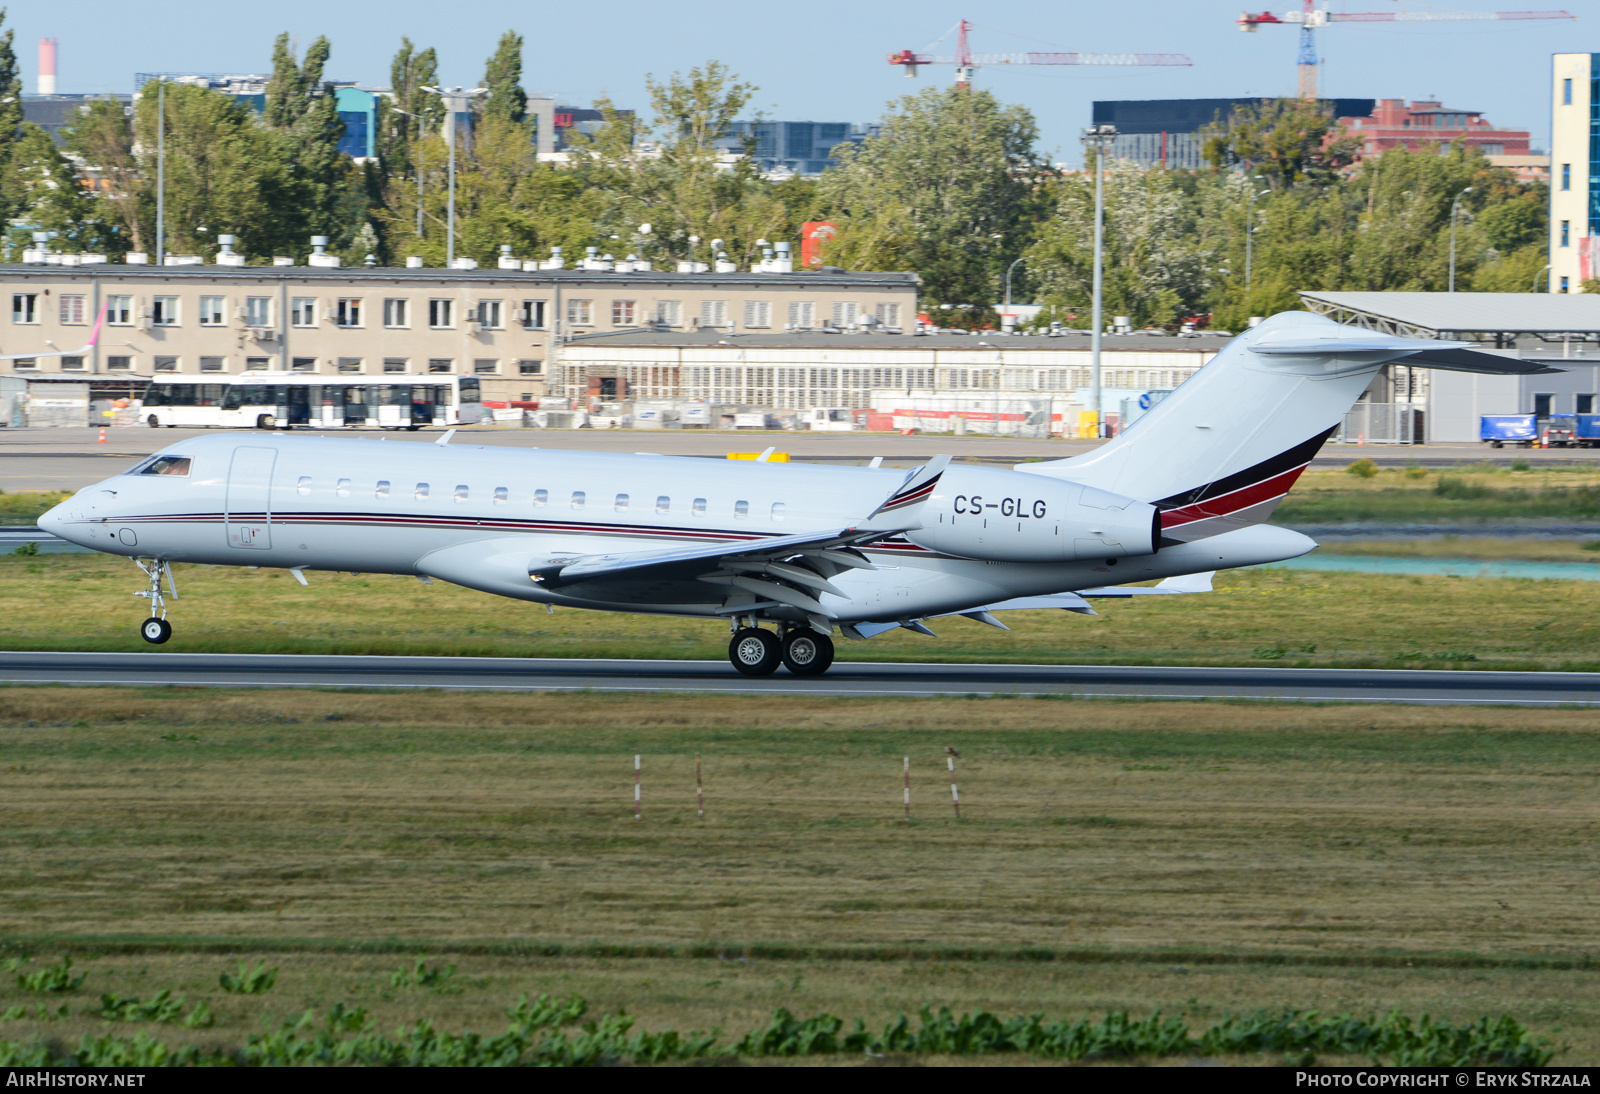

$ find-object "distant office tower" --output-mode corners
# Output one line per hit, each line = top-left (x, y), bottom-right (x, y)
(1550, 54), (1599, 294)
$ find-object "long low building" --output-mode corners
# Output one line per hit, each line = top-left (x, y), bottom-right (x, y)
(0, 255), (918, 407)
(554, 329), (1228, 429)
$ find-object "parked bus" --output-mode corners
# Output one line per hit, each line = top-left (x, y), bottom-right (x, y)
(138, 373), (483, 430)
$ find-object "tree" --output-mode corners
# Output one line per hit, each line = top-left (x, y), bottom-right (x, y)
(481, 31), (527, 125)
(262, 34), (349, 252)
(818, 86), (1045, 315)
(382, 39), (441, 172)
(63, 97), (144, 255)
(1202, 98), (1361, 190)
(264, 33), (331, 130)
(0, 9), (27, 225)
(1, 124), (108, 256)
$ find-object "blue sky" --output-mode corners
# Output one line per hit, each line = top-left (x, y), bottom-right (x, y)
(15, 0), (1593, 161)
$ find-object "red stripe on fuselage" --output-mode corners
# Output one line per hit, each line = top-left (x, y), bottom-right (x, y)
(1159, 464), (1309, 529)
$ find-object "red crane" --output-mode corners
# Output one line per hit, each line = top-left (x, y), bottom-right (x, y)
(889, 20), (1192, 86)
(1238, 3), (1575, 100)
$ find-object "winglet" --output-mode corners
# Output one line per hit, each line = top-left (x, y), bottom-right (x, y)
(869, 454), (950, 518)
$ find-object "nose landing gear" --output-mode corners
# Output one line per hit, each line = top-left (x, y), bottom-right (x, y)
(134, 558), (177, 644)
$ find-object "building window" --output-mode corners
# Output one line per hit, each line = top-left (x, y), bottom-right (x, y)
(787, 301), (814, 328)
(1579, 394), (1595, 415)
(199, 296), (226, 326)
(60, 294), (87, 325)
(245, 296), (271, 326)
(337, 357), (363, 374)
(383, 357), (408, 373)
(383, 298), (408, 328)
(700, 300), (727, 327)
(427, 358), (453, 373)
(12, 294), (37, 324)
(743, 300), (771, 328)
(473, 359), (498, 374)
(1562, 164), (1572, 191)
(107, 355), (132, 371)
(13, 357), (35, 370)
(476, 299), (502, 328)
(875, 302), (901, 327)
(1562, 220), (1570, 247)
(612, 299), (637, 326)
(291, 297), (316, 327)
(106, 295), (132, 325)
(1534, 393), (1554, 418)
(1561, 276), (1570, 293)
(520, 300), (547, 329)
(1564, 77), (1573, 105)
(61, 355), (84, 371)
(517, 359), (542, 376)
(152, 296), (179, 326)
(154, 356), (178, 372)
(199, 356), (225, 372)
(245, 357), (269, 371)
(291, 357), (316, 372)
(831, 301), (858, 327)
(429, 299), (454, 328)
(656, 300), (682, 326)
(566, 299), (593, 326)
(335, 298), (362, 327)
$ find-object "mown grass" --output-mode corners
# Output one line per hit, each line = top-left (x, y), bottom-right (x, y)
(0, 490), (68, 526)
(0, 690), (1597, 1061)
(1275, 463), (1600, 524)
(1314, 537), (1600, 562)
(4, 552), (1600, 669)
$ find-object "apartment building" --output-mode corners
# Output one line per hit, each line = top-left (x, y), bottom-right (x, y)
(1551, 52), (1599, 295)
(0, 263), (919, 405)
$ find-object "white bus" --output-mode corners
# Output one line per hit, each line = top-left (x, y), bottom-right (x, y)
(138, 373), (484, 430)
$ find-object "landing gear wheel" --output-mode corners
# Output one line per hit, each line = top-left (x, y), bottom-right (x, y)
(256, 414), (276, 430)
(782, 630), (834, 676)
(728, 628), (780, 676)
(141, 617), (172, 644)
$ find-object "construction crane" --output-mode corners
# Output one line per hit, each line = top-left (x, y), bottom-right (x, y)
(1239, 3), (1575, 100)
(888, 20), (1192, 86)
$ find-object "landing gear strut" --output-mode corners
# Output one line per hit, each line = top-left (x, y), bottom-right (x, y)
(134, 558), (177, 644)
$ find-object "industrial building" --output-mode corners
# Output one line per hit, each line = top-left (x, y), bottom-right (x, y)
(0, 249), (917, 409)
(1091, 97), (1376, 170)
(714, 121), (882, 177)
(1550, 52), (1599, 295)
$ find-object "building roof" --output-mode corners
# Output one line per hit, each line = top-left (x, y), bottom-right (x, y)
(1299, 291), (1600, 338)
(565, 329), (1234, 352)
(0, 263), (919, 289)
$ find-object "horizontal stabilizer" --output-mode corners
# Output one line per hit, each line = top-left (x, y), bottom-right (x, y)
(1398, 346), (1563, 376)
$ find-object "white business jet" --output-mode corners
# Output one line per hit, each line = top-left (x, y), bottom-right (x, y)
(39, 311), (1550, 676)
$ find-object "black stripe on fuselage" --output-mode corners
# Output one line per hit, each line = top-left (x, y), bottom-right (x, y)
(1153, 426), (1335, 511)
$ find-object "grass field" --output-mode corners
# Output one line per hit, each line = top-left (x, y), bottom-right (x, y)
(1314, 538), (1600, 561)
(0, 689), (1593, 1062)
(5, 552), (1600, 669)
(1275, 463), (1600, 524)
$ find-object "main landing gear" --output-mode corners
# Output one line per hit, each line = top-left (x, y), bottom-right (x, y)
(727, 623), (835, 677)
(134, 558), (177, 644)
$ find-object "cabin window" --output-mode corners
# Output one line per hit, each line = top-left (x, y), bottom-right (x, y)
(336, 478), (350, 498)
(614, 493), (629, 512)
(297, 476), (312, 496)
(493, 486), (508, 504)
(534, 489), (548, 507)
(656, 496), (670, 514)
(571, 491), (585, 509)
(454, 484), (469, 502)
(734, 500), (749, 519)
(415, 483), (429, 500)
(375, 480), (390, 498)
(770, 502), (785, 521)
(693, 498), (706, 515)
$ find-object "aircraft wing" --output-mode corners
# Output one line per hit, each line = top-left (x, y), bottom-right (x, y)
(0, 303), (106, 361)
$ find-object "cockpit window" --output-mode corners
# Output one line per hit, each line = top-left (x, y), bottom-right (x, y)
(137, 456), (192, 477)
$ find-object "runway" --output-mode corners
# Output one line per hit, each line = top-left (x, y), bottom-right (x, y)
(0, 651), (1595, 704)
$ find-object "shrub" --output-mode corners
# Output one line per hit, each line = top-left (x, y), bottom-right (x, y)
(1345, 459), (1379, 478)
(219, 961), (276, 995)
(17, 957), (84, 994)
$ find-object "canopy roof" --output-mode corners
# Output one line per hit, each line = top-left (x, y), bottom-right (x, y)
(1298, 292), (1600, 343)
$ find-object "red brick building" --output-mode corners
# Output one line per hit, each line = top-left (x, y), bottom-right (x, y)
(1339, 99), (1531, 158)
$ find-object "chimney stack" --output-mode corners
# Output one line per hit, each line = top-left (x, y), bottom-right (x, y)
(38, 38), (57, 95)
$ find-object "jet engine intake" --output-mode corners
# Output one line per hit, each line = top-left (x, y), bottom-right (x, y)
(906, 466), (1158, 563)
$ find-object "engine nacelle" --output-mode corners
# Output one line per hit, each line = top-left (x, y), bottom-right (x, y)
(905, 466), (1159, 563)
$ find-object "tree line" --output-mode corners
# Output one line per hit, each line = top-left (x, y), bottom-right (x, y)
(0, 15), (1553, 331)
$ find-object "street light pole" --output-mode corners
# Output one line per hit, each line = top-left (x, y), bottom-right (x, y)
(392, 107), (426, 238)
(1533, 264), (1553, 294)
(1449, 186), (1474, 293)
(1244, 176), (1268, 288)
(1083, 123), (1116, 439)
(421, 86), (489, 267)
(1003, 257), (1025, 332)
(155, 78), (165, 266)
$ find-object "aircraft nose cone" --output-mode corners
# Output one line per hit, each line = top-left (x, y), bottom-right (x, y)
(37, 502), (67, 539)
